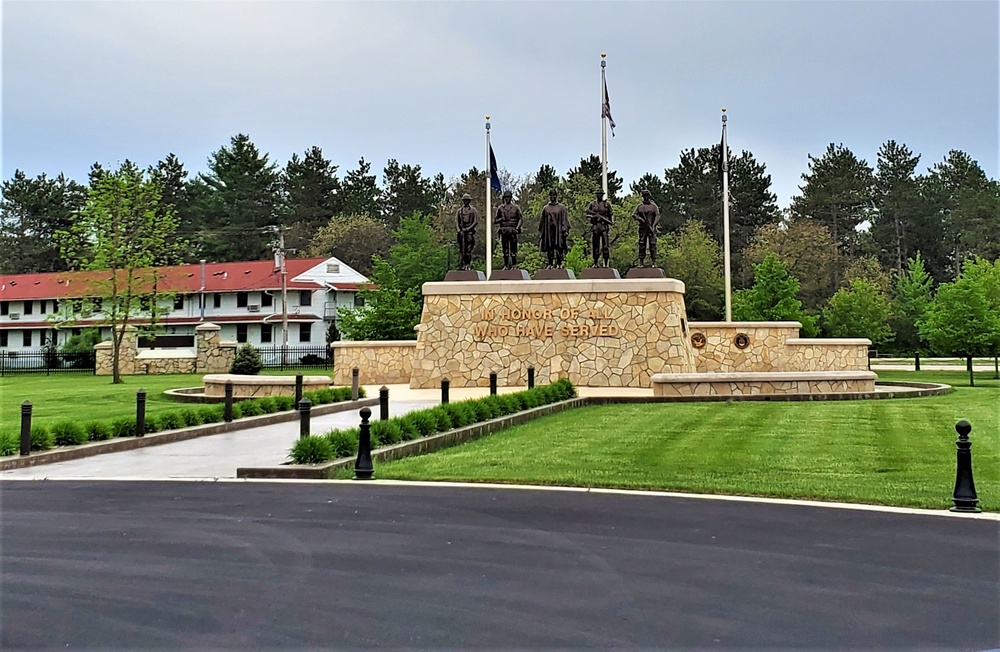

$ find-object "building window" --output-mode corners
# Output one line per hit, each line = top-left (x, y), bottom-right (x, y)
(174, 295), (184, 310)
(299, 290), (312, 306)
(40, 300), (47, 314)
(237, 292), (248, 308)
(0, 331), (7, 347)
(236, 324), (248, 343)
(261, 292), (273, 308)
(23, 330), (32, 347)
(23, 301), (32, 315)
(299, 322), (312, 342)
(0, 302), (7, 316)
(213, 293), (222, 309)
(354, 294), (365, 308)
(260, 323), (272, 344)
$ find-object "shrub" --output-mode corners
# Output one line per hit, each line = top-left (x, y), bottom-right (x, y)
(498, 394), (521, 415)
(370, 419), (403, 447)
(199, 405), (225, 424)
(111, 417), (136, 438)
(428, 407), (453, 432)
(441, 403), (468, 428)
(30, 425), (54, 451)
(0, 431), (16, 456)
(158, 412), (184, 431)
(143, 414), (160, 434)
(470, 399), (493, 422)
(273, 396), (295, 411)
(410, 411), (438, 437)
(239, 401), (263, 417)
(290, 436), (334, 464)
(484, 395), (505, 418)
(325, 428), (359, 458)
(397, 415), (422, 440)
(86, 421), (113, 441)
(50, 420), (87, 447)
(332, 387), (352, 402)
(257, 397), (277, 414)
(300, 353), (327, 366)
(179, 409), (203, 427)
(230, 344), (263, 375)
(452, 401), (477, 426)
(229, 402), (244, 420)
(313, 389), (336, 404)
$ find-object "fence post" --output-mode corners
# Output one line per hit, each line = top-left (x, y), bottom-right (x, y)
(354, 407), (374, 480)
(298, 397), (312, 439)
(379, 386), (389, 421)
(951, 420), (981, 513)
(351, 367), (360, 401)
(527, 367), (535, 389)
(295, 374), (303, 404)
(489, 372), (497, 396)
(136, 389), (146, 437)
(224, 382), (234, 422)
(20, 401), (32, 456)
(441, 378), (450, 404)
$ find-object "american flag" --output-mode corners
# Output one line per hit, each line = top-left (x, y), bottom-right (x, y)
(602, 78), (616, 136)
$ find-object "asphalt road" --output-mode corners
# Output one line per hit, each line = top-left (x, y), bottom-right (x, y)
(1, 481), (997, 649)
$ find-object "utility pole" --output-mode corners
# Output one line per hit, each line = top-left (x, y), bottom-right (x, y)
(269, 226), (290, 363)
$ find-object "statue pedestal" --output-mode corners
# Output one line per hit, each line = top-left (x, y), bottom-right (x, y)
(443, 270), (486, 282)
(489, 269), (531, 281)
(534, 268), (577, 280)
(579, 267), (621, 280)
(625, 267), (666, 279)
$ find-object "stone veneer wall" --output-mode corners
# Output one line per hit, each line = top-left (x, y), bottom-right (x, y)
(96, 322), (237, 375)
(687, 322), (803, 372)
(784, 339), (870, 372)
(653, 377), (875, 397)
(331, 341), (416, 386)
(409, 279), (695, 388)
(194, 323), (236, 373)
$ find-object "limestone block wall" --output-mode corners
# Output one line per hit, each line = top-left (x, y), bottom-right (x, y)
(203, 374), (333, 398)
(652, 373), (877, 397)
(95, 326), (139, 376)
(409, 279), (695, 388)
(331, 341), (416, 386)
(784, 338), (871, 372)
(687, 322), (802, 372)
(96, 322), (237, 376)
(195, 324), (236, 373)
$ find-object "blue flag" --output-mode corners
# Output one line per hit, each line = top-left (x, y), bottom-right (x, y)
(489, 144), (502, 192)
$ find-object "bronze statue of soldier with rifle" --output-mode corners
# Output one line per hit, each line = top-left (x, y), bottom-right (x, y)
(455, 193), (479, 271)
(632, 189), (660, 267)
(495, 190), (523, 269)
(586, 189), (613, 267)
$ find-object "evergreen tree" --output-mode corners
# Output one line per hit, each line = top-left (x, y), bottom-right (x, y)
(382, 159), (439, 229)
(283, 146), (342, 251)
(892, 253), (934, 359)
(341, 158), (381, 218)
(150, 153), (194, 263)
(0, 170), (85, 273)
(870, 141), (937, 277)
(566, 154), (623, 201)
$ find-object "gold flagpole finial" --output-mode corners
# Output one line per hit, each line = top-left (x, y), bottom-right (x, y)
(601, 52), (606, 58)
(486, 115), (490, 120)
(721, 107), (727, 113)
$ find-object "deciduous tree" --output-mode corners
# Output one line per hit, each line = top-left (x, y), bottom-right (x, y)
(733, 253), (819, 336)
(823, 278), (894, 346)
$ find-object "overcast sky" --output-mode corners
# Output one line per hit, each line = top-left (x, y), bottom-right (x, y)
(3, 1), (997, 209)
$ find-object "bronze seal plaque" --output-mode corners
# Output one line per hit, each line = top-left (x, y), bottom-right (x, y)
(734, 333), (750, 349)
(691, 332), (707, 349)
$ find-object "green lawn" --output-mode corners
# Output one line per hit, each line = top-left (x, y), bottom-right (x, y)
(377, 370), (999, 510)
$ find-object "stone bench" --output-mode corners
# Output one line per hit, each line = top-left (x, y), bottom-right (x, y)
(651, 371), (877, 397)
(202, 373), (333, 398)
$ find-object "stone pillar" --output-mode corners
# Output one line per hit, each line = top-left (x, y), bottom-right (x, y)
(95, 325), (138, 376)
(195, 322), (237, 373)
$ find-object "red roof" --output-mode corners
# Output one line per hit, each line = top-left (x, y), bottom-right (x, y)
(0, 259), (347, 302)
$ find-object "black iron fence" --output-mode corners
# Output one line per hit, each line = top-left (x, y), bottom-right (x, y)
(254, 345), (334, 371)
(0, 350), (97, 376)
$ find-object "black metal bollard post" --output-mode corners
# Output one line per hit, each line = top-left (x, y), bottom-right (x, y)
(295, 374), (304, 404)
(951, 420), (981, 513)
(298, 397), (312, 439)
(351, 367), (360, 401)
(527, 367), (535, 390)
(441, 378), (450, 404)
(379, 386), (389, 421)
(224, 382), (234, 423)
(489, 372), (497, 396)
(914, 350), (920, 372)
(354, 407), (374, 480)
(20, 401), (32, 456)
(136, 389), (147, 437)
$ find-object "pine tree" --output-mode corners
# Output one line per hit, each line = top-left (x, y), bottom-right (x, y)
(0, 170), (85, 273)
(892, 253), (934, 361)
(283, 146), (342, 250)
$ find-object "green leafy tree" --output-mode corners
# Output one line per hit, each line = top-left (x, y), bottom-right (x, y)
(338, 257), (422, 341)
(823, 278), (894, 346)
(733, 253), (819, 336)
(843, 255), (892, 295)
(891, 253), (934, 360)
(55, 162), (183, 383)
(307, 213), (393, 276)
(919, 258), (1000, 386)
(790, 143), (875, 286)
(661, 220), (724, 320)
(283, 146), (343, 250)
(387, 212), (448, 293)
(0, 170), (86, 273)
(743, 217), (839, 309)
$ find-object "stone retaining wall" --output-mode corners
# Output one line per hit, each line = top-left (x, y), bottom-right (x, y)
(651, 371), (877, 397)
(331, 341), (416, 386)
(95, 323), (236, 376)
(784, 338), (870, 371)
(687, 322), (802, 372)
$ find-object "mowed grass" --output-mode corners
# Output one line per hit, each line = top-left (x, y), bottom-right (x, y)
(378, 370), (999, 510)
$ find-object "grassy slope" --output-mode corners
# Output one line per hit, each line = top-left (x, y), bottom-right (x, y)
(378, 370), (999, 509)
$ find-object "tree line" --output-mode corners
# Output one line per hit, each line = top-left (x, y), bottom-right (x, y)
(1, 133), (997, 357)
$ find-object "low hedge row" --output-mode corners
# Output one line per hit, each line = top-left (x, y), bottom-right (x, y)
(289, 379), (577, 465)
(0, 385), (365, 457)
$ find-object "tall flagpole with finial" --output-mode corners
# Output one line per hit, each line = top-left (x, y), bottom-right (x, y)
(722, 107), (732, 322)
(601, 53), (608, 197)
(486, 115), (493, 280)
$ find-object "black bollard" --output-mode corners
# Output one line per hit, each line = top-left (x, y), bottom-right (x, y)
(298, 397), (312, 439)
(379, 386), (389, 421)
(224, 382), (234, 422)
(136, 389), (147, 437)
(295, 374), (303, 404)
(20, 401), (31, 456)
(441, 378), (450, 404)
(489, 372), (497, 396)
(351, 367), (360, 401)
(951, 420), (981, 513)
(527, 367), (535, 390)
(914, 350), (920, 372)
(354, 407), (374, 480)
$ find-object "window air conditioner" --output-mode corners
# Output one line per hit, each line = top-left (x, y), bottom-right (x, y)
(247, 304), (260, 312)
(9, 313), (20, 320)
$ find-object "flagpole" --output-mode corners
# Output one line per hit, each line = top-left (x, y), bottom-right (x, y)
(722, 108), (732, 322)
(601, 53), (608, 197)
(486, 115), (493, 280)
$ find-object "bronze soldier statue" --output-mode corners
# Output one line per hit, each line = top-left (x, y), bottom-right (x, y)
(538, 189), (570, 268)
(455, 193), (479, 270)
(586, 189), (613, 267)
(495, 190), (523, 269)
(632, 189), (660, 267)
